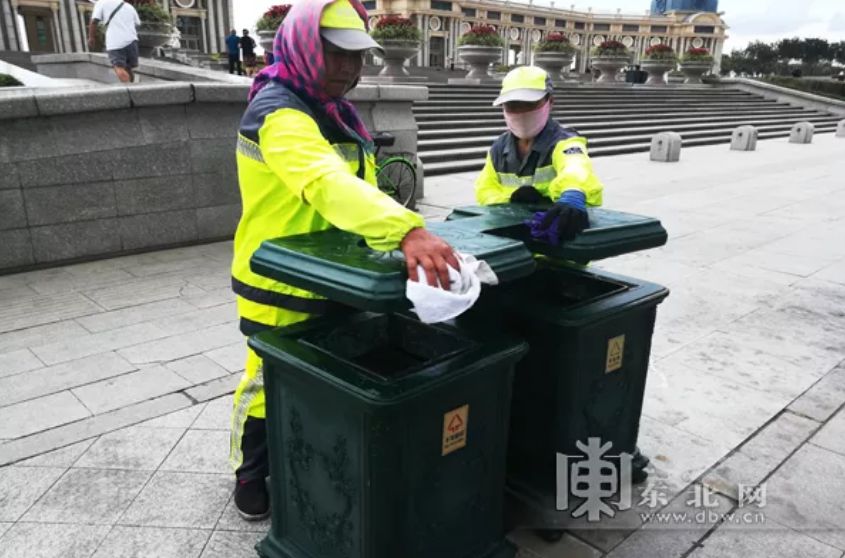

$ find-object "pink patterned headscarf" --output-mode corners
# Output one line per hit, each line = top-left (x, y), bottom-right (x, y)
(248, 0), (373, 144)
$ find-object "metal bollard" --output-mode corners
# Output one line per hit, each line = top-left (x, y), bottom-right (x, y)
(789, 122), (815, 144)
(650, 132), (682, 162)
(730, 125), (758, 151)
(837, 120), (845, 138)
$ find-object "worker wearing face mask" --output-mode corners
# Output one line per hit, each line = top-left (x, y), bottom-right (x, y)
(475, 66), (604, 244)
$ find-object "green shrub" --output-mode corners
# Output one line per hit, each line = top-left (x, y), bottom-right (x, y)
(762, 76), (845, 101)
(682, 47), (714, 63)
(0, 73), (23, 87)
(127, 0), (172, 24)
(370, 16), (421, 42)
(458, 24), (503, 47)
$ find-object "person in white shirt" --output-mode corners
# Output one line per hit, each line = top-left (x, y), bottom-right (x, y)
(87, 0), (141, 83)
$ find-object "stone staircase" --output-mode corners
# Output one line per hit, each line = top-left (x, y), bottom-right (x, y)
(416, 85), (842, 176)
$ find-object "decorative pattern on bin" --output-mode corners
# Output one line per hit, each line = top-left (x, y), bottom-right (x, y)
(287, 408), (356, 553)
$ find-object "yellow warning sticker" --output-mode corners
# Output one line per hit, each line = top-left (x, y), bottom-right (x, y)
(606, 335), (625, 374)
(442, 404), (469, 456)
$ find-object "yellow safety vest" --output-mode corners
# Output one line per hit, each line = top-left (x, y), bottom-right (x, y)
(232, 82), (424, 334)
(475, 119), (604, 207)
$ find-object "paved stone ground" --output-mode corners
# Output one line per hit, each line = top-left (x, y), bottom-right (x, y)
(1, 135), (845, 557)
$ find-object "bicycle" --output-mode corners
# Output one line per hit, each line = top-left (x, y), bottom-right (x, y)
(373, 132), (417, 208)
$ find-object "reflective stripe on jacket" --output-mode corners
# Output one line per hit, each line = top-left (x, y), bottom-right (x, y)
(232, 82), (424, 333)
(475, 118), (604, 206)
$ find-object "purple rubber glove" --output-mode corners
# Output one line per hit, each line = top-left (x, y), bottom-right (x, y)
(525, 190), (589, 245)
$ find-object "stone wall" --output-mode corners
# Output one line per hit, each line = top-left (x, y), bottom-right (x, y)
(722, 78), (845, 117)
(33, 53), (252, 85)
(0, 81), (427, 274)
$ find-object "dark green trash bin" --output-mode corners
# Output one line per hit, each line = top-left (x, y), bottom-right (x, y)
(448, 205), (670, 528)
(248, 226), (535, 558)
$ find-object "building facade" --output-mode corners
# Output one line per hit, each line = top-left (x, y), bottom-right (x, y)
(365, 0), (728, 74)
(0, 0), (233, 55)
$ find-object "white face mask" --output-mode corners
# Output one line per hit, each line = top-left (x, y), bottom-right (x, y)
(503, 99), (551, 139)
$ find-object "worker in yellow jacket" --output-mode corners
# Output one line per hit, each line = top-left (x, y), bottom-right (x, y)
(230, 0), (458, 521)
(475, 66), (604, 243)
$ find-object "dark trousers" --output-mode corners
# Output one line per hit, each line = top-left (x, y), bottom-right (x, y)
(228, 53), (243, 75)
(236, 416), (269, 481)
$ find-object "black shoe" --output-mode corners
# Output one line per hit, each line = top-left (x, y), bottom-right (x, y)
(536, 529), (564, 543)
(632, 447), (650, 470)
(234, 478), (270, 521)
(632, 465), (649, 485)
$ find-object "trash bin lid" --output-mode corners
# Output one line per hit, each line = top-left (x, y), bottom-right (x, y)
(447, 205), (667, 262)
(250, 222), (536, 313)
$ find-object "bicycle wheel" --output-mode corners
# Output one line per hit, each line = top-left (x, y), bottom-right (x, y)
(377, 157), (417, 208)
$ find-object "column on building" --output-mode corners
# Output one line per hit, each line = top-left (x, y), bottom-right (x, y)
(206, 0), (217, 53)
(50, 3), (63, 52)
(449, 15), (457, 68)
(421, 14), (428, 67)
(1, 0), (20, 50)
(210, 0), (224, 53)
(523, 26), (530, 65)
(78, 1), (90, 52)
(66, 0), (83, 51)
(712, 37), (723, 74)
(215, 0), (226, 51)
(199, 11), (207, 52)
(416, 13), (423, 66)
(57, 0), (73, 52)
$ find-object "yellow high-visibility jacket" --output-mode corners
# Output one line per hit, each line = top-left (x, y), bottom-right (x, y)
(232, 82), (423, 334)
(475, 119), (604, 207)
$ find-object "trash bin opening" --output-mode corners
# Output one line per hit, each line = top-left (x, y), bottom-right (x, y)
(487, 224), (534, 244)
(487, 223), (593, 245)
(519, 268), (628, 308)
(300, 314), (475, 381)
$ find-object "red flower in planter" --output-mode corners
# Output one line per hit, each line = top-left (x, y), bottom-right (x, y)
(370, 14), (421, 41)
(645, 44), (676, 59)
(264, 5), (291, 20)
(459, 24), (503, 46)
(544, 32), (569, 43)
(256, 4), (292, 32)
(598, 40), (627, 50)
(645, 44), (674, 55)
(468, 24), (498, 36)
(375, 15), (414, 29)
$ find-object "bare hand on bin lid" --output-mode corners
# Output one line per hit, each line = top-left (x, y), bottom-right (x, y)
(526, 190), (590, 244)
(401, 228), (461, 290)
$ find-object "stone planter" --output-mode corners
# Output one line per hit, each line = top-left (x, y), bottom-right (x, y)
(137, 22), (174, 57)
(640, 59), (675, 86)
(679, 60), (713, 84)
(592, 55), (629, 84)
(257, 30), (276, 54)
(456, 45), (501, 80)
(533, 51), (575, 83)
(378, 40), (420, 78)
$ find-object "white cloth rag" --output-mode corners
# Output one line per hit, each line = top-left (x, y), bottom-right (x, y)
(405, 252), (499, 324)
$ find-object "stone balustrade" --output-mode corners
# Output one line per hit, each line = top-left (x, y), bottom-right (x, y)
(0, 80), (427, 273)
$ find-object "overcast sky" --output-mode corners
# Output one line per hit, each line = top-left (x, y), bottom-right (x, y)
(234, 0), (845, 53)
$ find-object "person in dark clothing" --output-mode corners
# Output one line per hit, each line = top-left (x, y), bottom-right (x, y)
(241, 29), (258, 77)
(225, 29), (242, 75)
